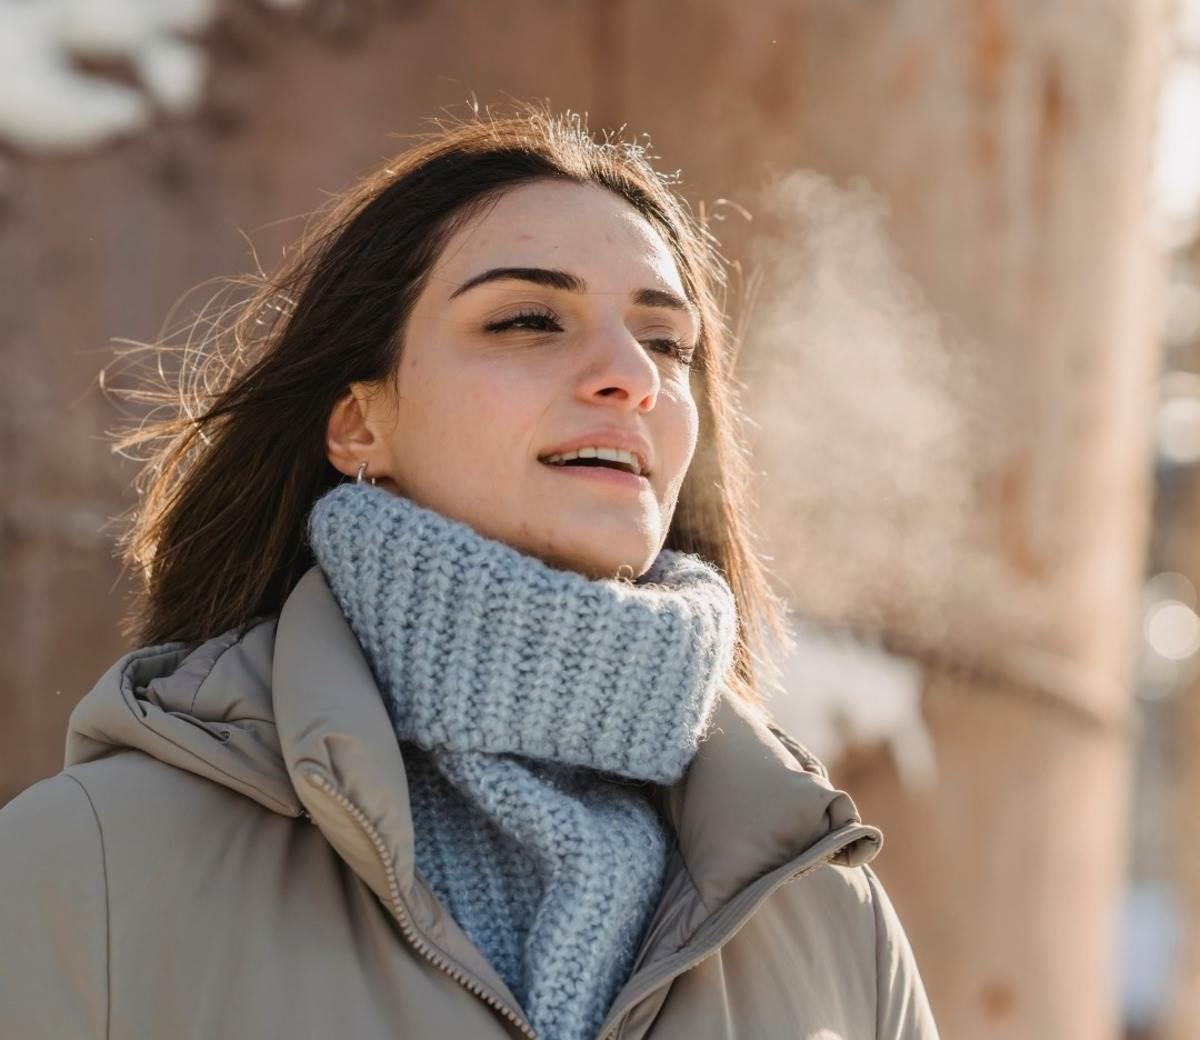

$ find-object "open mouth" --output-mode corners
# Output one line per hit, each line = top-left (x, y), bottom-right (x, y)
(539, 456), (641, 476)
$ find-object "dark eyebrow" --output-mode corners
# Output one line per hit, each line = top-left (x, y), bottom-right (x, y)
(450, 266), (584, 297)
(448, 266), (699, 325)
(631, 287), (696, 320)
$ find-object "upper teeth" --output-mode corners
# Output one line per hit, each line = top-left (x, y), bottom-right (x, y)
(543, 446), (643, 475)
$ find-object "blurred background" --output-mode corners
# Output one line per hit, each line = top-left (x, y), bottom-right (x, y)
(1, 0), (1196, 1036)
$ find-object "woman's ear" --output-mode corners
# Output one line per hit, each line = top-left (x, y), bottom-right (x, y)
(325, 383), (387, 480)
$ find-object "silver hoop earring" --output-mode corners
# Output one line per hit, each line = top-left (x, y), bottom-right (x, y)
(355, 461), (377, 486)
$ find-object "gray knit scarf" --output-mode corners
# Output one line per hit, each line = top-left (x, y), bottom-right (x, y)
(306, 482), (738, 1040)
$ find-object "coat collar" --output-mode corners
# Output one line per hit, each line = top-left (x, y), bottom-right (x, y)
(272, 566), (881, 912)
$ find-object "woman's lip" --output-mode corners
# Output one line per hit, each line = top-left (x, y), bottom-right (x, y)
(539, 460), (651, 489)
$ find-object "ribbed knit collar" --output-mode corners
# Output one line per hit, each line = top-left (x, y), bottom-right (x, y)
(305, 482), (739, 786)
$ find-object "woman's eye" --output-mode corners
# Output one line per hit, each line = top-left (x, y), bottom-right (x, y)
(484, 311), (696, 367)
(645, 337), (697, 367)
(484, 310), (562, 334)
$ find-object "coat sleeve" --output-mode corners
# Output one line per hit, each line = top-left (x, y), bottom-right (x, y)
(0, 772), (109, 1039)
(864, 863), (941, 1039)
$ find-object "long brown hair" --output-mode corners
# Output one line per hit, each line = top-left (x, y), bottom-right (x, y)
(106, 103), (792, 710)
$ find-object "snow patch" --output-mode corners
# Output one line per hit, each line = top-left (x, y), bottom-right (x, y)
(764, 615), (937, 791)
(0, 0), (300, 153)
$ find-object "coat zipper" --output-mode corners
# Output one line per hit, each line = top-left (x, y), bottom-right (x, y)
(591, 828), (873, 1040)
(304, 765), (869, 1040)
(302, 768), (539, 1039)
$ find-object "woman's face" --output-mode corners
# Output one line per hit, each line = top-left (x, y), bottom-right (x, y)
(326, 178), (701, 580)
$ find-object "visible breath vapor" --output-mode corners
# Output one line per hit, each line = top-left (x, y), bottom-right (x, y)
(742, 169), (989, 645)
(739, 170), (996, 777)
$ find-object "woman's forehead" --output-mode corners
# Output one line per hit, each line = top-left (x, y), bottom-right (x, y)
(432, 180), (686, 296)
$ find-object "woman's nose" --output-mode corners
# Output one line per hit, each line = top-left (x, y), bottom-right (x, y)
(578, 325), (661, 408)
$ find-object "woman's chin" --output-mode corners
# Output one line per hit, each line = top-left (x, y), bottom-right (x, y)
(533, 540), (655, 582)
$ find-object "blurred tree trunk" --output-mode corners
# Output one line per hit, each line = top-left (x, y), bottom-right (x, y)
(613, 1), (1168, 1037)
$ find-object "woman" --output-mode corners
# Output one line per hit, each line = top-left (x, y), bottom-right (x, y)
(0, 106), (939, 1039)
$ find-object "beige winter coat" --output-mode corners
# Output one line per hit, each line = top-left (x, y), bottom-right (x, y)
(0, 565), (940, 1039)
